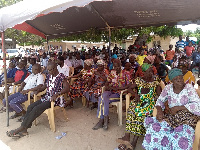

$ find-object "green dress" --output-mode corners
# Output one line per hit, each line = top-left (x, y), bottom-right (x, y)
(126, 77), (160, 136)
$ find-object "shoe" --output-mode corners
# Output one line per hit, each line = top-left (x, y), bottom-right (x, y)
(103, 116), (109, 130)
(92, 119), (104, 130)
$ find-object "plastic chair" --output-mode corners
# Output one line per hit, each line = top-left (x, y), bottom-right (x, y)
(153, 107), (200, 150)
(100, 86), (127, 126)
(33, 89), (68, 132)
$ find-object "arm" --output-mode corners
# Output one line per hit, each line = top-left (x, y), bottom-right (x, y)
(51, 79), (70, 102)
(68, 72), (82, 79)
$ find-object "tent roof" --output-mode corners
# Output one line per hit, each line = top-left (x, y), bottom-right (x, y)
(1, 0), (200, 39)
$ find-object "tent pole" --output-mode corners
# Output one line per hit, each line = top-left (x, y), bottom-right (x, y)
(108, 27), (111, 64)
(1, 31), (9, 126)
(46, 36), (49, 54)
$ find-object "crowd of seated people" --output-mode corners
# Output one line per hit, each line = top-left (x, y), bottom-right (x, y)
(0, 38), (200, 150)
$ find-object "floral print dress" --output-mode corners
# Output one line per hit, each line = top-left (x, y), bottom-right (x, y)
(143, 84), (200, 150)
(69, 68), (94, 99)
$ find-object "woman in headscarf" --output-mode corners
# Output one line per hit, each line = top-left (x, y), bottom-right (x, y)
(88, 60), (109, 109)
(143, 68), (200, 150)
(117, 63), (161, 150)
(93, 59), (132, 130)
(135, 56), (157, 78)
(166, 56), (195, 86)
(66, 59), (95, 107)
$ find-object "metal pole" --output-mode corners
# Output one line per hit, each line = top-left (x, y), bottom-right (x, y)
(1, 31), (9, 126)
(108, 27), (111, 64)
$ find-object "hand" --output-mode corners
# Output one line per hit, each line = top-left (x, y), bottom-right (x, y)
(169, 106), (183, 115)
(156, 108), (164, 122)
(50, 94), (59, 102)
(94, 71), (101, 76)
(21, 90), (28, 95)
(33, 90), (40, 95)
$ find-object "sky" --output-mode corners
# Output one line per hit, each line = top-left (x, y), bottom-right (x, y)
(177, 24), (200, 32)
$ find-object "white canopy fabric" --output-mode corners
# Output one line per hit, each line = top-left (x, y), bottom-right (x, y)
(0, 0), (109, 32)
(1, 0), (200, 39)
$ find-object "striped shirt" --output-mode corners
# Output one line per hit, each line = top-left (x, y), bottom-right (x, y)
(175, 40), (186, 49)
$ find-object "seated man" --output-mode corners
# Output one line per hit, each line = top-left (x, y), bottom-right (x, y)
(2, 64), (44, 119)
(0, 62), (17, 86)
(27, 57), (36, 73)
(6, 62), (69, 138)
(93, 59), (131, 130)
(57, 56), (69, 77)
(0, 61), (28, 100)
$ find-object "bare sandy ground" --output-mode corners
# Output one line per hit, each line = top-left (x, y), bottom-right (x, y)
(0, 98), (144, 150)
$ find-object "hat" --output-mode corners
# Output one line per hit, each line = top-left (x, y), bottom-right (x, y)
(111, 54), (118, 59)
(141, 63), (152, 72)
(96, 59), (105, 65)
(168, 68), (183, 81)
(84, 59), (94, 66)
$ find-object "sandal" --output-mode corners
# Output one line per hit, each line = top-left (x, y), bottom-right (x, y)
(117, 139), (133, 150)
(6, 130), (17, 137)
(17, 116), (25, 122)
(0, 107), (6, 113)
(10, 113), (22, 119)
(118, 144), (130, 150)
(12, 132), (28, 139)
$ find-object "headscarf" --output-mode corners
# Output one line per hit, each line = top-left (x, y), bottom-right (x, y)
(168, 68), (183, 81)
(129, 54), (137, 59)
(97, 59), (105, 65)
(84, 59), (94, 66)
(146, 55), (155, 64)
(141, 63), (152, 72)
(111, 54), (118, 59)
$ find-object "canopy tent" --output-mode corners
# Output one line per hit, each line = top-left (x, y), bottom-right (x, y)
(1, 0), (200, 39)
(1, 0), (200, 126)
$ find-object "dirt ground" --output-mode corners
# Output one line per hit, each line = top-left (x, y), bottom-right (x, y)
(0, 98), (144, 150)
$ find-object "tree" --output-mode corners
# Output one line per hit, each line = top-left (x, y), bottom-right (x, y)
(57, 25), (183, 44)
(1, 0), (45, 48)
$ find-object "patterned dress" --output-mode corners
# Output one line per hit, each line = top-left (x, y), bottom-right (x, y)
(143, 84), (200, 150)
(69, 68), (94, 99)
(41, 73), (66, 107)
(126, 77), (160, 136)
(89, 69), (109, 98)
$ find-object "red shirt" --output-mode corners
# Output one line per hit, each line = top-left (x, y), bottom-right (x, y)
(165, 50), (175, 60)
(185, 46), (195, 57)
(14, 69), (28, 82)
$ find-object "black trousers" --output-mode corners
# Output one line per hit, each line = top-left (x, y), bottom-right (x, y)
(21, 100), (51, 128)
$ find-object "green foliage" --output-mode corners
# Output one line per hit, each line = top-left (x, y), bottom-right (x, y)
(183, 27), (200, 41)
(56, 25), (183, 43)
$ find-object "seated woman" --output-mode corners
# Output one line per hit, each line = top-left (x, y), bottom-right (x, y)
(143, 68), (200, 150)
(166, 56), (195, 86)
(93, 59), (131, 130)
(88, 59), (109, 109)
(67, 59), (95, 107)
(117, 63), (161, 150)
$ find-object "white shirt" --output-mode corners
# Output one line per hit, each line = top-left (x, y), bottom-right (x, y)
(23, 73), (44, 90)
(64, 59), (72, 67)
(72, 59), (83, 68)
(57, 64), (69, 77)
(41, 58), (49, 67)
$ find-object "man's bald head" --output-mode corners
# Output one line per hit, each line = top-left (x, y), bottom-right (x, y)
(32, 64), (41, 75)
(47, 61), (58, 76)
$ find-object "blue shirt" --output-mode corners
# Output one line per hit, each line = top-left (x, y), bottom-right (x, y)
(192, 52), (200, 63)
(7, 68), (18, 79)
(175, 40), (186, 49)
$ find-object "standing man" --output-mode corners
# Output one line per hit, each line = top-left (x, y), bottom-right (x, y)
(165, 44), (175, 67)
(184, 41), (195, 58)
(175, 35), (186, 49)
